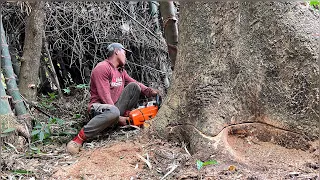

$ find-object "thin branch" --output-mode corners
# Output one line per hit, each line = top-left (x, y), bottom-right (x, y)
(112, 2), (161, 41)
(20, 95), (52, 118)
(136, 153), (152, 169)
(160, 163), (179, 180)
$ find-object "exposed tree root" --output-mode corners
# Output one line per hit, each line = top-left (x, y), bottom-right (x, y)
(168, 121), (309, 139)
(165, 121), (316, 162)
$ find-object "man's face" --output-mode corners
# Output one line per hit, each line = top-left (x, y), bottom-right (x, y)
(116, 48), (126, 66)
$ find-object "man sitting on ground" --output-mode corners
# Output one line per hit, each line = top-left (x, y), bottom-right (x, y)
(67, 43), (159, 154)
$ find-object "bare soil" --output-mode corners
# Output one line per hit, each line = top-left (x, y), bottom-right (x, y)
(1, 95), (319, 180)
(225, 135), (319, 179)
(52, 141), (144, 179)
(54, 133), (319, 179)
(1, 128), (319, 179)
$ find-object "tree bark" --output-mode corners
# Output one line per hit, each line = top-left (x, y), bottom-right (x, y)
(159, 1), (178, 70)
(153, 2), (319, 155)
(19, 1), (45, 101)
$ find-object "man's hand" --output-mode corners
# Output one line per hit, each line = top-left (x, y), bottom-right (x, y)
(119, 116), (128, 126)
(150, 88), (161, 97)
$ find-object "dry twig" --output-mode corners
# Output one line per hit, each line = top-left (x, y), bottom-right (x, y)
(136, 153), (152, 169)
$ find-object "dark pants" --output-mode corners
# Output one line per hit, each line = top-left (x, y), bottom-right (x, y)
(83, 82), (141, 137)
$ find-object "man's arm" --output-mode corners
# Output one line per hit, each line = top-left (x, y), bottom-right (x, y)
(93, 68), (114, 105)
(123, 71), (155, 97)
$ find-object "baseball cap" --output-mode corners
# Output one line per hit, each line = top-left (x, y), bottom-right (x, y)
(106, 43), (132, 54)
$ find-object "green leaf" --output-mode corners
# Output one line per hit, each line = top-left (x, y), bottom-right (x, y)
(73, 114), (81, 119)
(1, 127), (16, 134)
(310, 0), (320, 6)
(196, 160), (203, 170)
(196, 160), (218, 170)
(76, 84), (89, 89)
(310, 0), (320, 10)
(11, 169), (33, 175)
(63, 87), (71, 94)
(29, 146), (41, 154)
(31, 130), (41, 136)
(44, 132), (51, 140)
(47, 92), (57, 100)
(56, 118), (65, 125)
(48, 92), (55, 97)
(30, 146), (39, 151)
(50, 117), (57, 123)
(203, 160), (218, 166)
(34, 125), (43, 129)
(44, 127), (50, 134)
(39, 131), (45, 141)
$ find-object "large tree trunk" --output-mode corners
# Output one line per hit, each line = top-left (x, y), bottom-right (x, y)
(19, 2), (45, 101)
(153, 1), (319, 157)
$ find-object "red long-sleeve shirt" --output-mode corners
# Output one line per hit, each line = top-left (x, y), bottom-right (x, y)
(88, 60), (153, 112)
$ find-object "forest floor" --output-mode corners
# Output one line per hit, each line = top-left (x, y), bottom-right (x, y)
(1, 91), (319, 179)
(1, 126), (319, 179)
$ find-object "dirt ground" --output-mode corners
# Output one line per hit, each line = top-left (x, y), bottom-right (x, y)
(52, 133), (320, 180)
(53, 141), (144, 179)
(2, 125), (318, 180)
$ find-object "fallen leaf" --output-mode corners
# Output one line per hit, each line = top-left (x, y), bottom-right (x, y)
(228, 165), (236, 171)
(196, 160), (218, 170)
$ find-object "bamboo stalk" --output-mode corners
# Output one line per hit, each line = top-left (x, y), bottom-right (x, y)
(159, 1), (178, 70)
(0, 71), (12, 115)
(0, 16), (29, 120)
(0, 13), (23, 144)
(149, 1), (161, 34)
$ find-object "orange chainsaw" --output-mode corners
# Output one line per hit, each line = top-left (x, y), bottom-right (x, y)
(127, 95), (161, 127)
